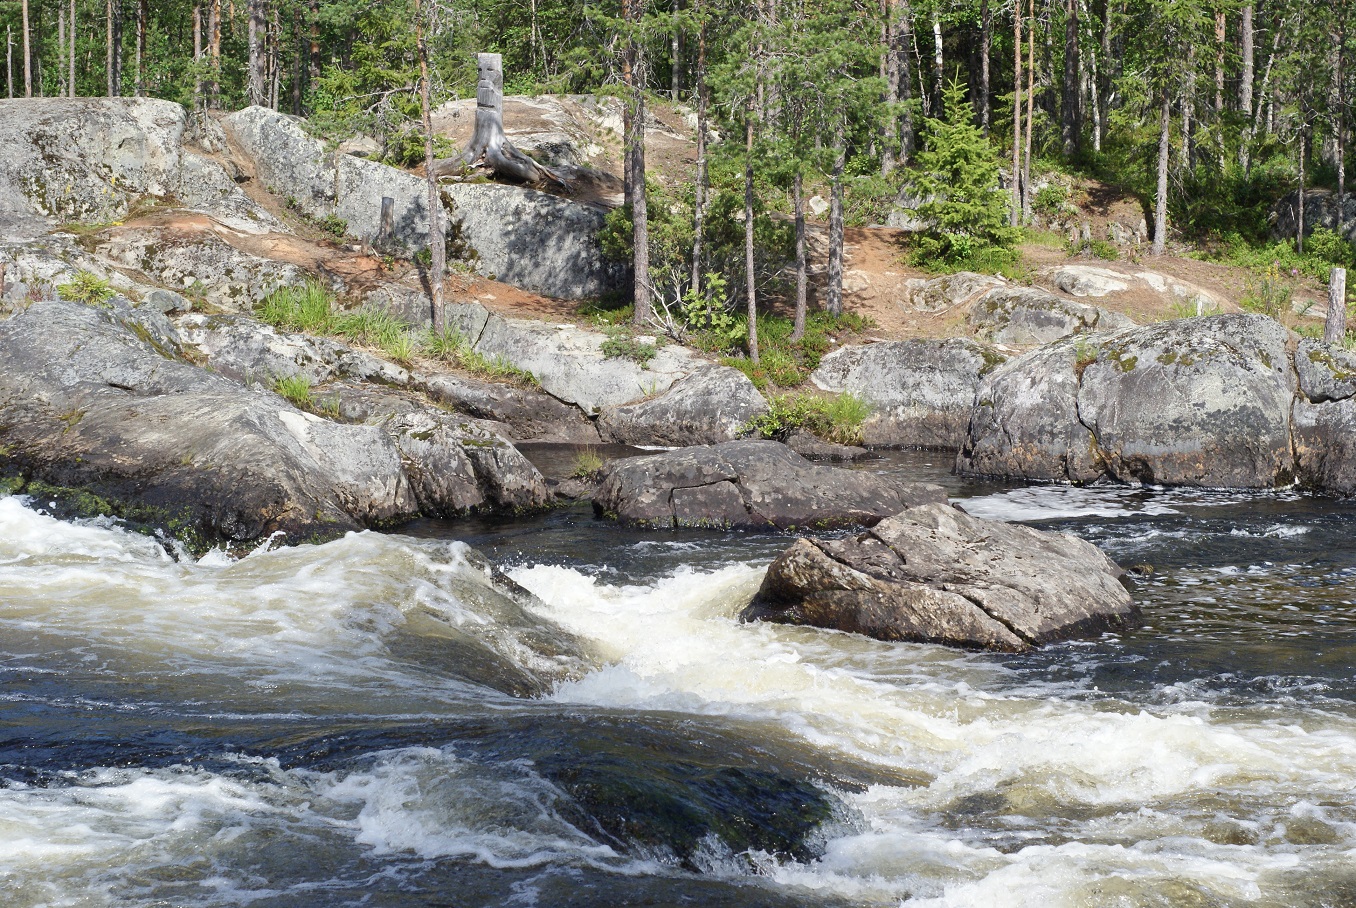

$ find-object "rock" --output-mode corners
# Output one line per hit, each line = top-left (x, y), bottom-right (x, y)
(810, 339), (1005, 449)
(1270, 189), (1356, 243)
(1294, 398), (1356, 494)
(337, 135), (381, 158)
(593, 440), (946, 529)
(808, 195), (830, 217)
(970, 285), (1135, 346)
(0, 300), (549, 548)
(174, 151), (283, 234)
(97, 225), (310, 310)
(784, 430), (869, 462)
(595, 366), (767, 446)
(0, 300), (418, 545)
(223, 105), (433, 253)
(1049, 265), (1129, 297)
(1049, 264), (1225, 315)
(743, 502), (1138, 652)
(1295, 337), (1356, 404)
(444, 182), (626, 300)
(900, 272), (1005, 313)
(958, 314), (1298, 489)
(142, 287), (193, 314)
(461, 312), (706, 414)
(416, 372), (599, 444)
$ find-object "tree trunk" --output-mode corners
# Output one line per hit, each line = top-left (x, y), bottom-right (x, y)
(6, 26), (12, 99)
(744, 117), (758, 366)
(882, 0), (899, 173)
(209, 0), (221, 108)
(1326, 267), (1348, 344)
(792, 170), (807, 342)
(690, 1), (707, 294)
(1061, 0), (1079, 157)
(1084, 0), (1102, 151)
(670, 0), (685, 98)
(629, 51), (652, 325)
(70, 0), (77, 97)
(930, 12), (943, 115)
(1012, 0), (1022, 225)
(438, 54), (560, 185)
(105, 0), (114, 96)
(416, 0), (445, 333)
(309, 0), (319, 85)
(21, 0), (30, 97)
(1214, 9), (1225, 114)
(193, 4), (202, 110)
(826, 118), (846, 317)
(1243, 16), (1282, 172)
(248, 0), (266, 106)
(1022, 0), (1035, 223)
(59, 8), (66, 97)
(1240, 3), (1254, 117)
(980, 0), (991, 133)
(1340, 22), (1348, 240)
(1153, 90), (1170, 256)
(1298, 130), (1307, 255)
(1183, 45), (1195, 170)
(136, 0), (146, 96)
(899, 0), (915, 159)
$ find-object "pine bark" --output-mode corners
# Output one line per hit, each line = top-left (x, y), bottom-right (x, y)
(882, 0), (900, 173)
(1240, 3), (1254, 117)
(416, 0), (445, 332)
(690, 1), (708, 294)
(826, 118), (846, 317)
(792, 170), (807, 342)
(744, 117), (758, 366)
(21, 0), (30, 97)
(193, 4), (202, 110)
(69, 0), (76, 97)
(209, 0), (221, 108)
(1214, 9), (1225, 114)
(980, 0), (991, 133)
(1012, 0), (1022, 225)
(136, 0), (147, 96)
(1153, 90), (1170, 255)
(623, 0), (652, 326)
(1022, 0), (1035, 223)
(1061, 0), (1079, 157)
(248, 0), (267, 106)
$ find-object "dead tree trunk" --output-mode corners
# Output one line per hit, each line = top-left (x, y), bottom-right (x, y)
(416, 1), (445, 332)
(1153, 89), (1170, 255)
(21, 0), (30, 97)
(744, 116), (758, 366)
(434, 53), (561, 186)
(1240, 3), (1254, 117)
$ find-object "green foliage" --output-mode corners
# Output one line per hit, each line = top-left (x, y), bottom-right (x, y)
(1240, 263), (1295, 319)
(1031, 183), (1072, 217)
(1306, 229), (1356, 268)
(1206, 234), (1345, 285)
(909, 80), (1020, 269)
(274, 374), (315, 408)
(1067, 238), (1121, 261)
(56, 271), (115, 307)
(257, 281), (337, 333)
(721, 310), (873, 391)
(600, 326), (660, 367)
(570, 448), (605, 479)
(745, 392), (871, 446)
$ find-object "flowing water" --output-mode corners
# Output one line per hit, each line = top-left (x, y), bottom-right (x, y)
(5, 452), (1356, 907)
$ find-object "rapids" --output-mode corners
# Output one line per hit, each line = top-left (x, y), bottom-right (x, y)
(4, 452), (1356, 907)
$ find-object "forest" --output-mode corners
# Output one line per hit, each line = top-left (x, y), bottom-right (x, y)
(1, 0), (1350, 348)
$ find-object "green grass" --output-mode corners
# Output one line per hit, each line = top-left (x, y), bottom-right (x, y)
(257, 280), (338, 333)
(718, 310), (874, 391)
(745, 391), (872, 446)
(571, 448), (605, 478)
(420, 325), (538, 386)
(1201, 232), (1353, 286)
(273, 373), (314, 408)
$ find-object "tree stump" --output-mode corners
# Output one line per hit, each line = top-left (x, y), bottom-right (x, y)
(432, 53), (562, 187)
(1325, 266), (1347, 345)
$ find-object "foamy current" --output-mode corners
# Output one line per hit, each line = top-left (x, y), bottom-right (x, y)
(4, 471), (1356, 907)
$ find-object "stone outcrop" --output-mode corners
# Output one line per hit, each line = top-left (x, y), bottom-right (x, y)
(0, 300), (547, 548)
(416, 373), (600, 444)
(593, 440), (946, 529)
(810, 339), (1004, 449)
(899, 272), (1004, 313)
(969, 285), (1135, 346)
(444, 182), (626, 300)
(958, 314), (1297, 488)
(1271, 189), (1356, 244)
(223, 105), (433, 253)
(596, 366), (767, 446)
(743, 502), (1138, 652)
(1047, 264), (1225, 315)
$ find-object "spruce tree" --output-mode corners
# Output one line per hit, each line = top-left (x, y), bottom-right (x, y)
(911, 78), (1019, 265)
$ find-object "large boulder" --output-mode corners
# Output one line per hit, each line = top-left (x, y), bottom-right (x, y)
(958, 314), (1297, 488)
(455, 306), (707, 414)
(1293, 338), (1356, 494)
(1271, 189), (1356, 244)
(899, 272), (1005, 313)
(596, 366), (767, 446)
(444, 182), (626, 300)
(593, 440), (946, 529)
(0, 300), (547, 548)
(743, 502), (1137, 652)
(969, 285), (1135, 346)
(417, 373), (600, 444)
(810, 339), (1005, 449)
(223, 105), (433, 253)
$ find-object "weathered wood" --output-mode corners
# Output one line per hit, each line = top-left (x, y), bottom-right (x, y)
(432, 53), (562, 187)
(374, 195), (395, 251)
(1326, 266), (1347, 345)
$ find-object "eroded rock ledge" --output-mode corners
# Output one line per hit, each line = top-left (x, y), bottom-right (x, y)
(744, 502), (1138, 651)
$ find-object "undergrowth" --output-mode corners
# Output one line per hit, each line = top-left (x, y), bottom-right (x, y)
(57, 270), (116, 307)
(744, 392), (871, 446)
(719, 310), (874, 391)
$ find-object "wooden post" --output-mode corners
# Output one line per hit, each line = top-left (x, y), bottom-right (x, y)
(376, 196), (394, 250)
(1326, 266), (1347, 345)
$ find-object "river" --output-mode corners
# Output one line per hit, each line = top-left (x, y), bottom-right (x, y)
(4, 451), (1356, 907)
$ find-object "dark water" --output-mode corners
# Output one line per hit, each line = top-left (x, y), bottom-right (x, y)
(5, 452), (1356, 906)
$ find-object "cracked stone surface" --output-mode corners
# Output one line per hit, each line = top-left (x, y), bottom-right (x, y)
(592, 439), (946, 530)
(743, 502), (1138, 651)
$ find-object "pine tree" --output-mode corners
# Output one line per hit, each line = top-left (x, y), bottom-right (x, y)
(911, 78), (1019, 265)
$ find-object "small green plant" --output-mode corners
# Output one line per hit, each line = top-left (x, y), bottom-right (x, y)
(380, 331), (418, 365)
(316, 214), (348, 239)
(56, 270), (115, 307)
(570, 447), (605, 479)
(1167, 297), (1223, 319)
(601, 326), (660, 367)
(1066, 237), (1121, 261)
(1031, 183), (1071, 217)
(257, 280), (336, 333)
(424, 324), (466, 361)
(1240, 262), (1294, 319)
(274, 373), (314, 408)
(745, 392), (871, 446)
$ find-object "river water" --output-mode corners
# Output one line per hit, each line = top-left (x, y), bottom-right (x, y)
(5, 452), (1356, 907)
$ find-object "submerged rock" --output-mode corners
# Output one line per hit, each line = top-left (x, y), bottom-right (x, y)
(810, 339), (1004, 449)
(958, 314), (1297, 489)
(593, 439), (946, 529)
(744, 502), (1137, 651)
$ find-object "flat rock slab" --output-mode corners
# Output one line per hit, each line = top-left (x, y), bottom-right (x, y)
(593, 440), (946, 530)
(744, 502), (1138, 651)
(596, 365), (767, 447)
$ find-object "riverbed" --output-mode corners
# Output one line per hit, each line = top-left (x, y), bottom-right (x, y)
(4, 452), (1356, 907)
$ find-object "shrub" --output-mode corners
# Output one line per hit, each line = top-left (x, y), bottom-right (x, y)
(56, 270), (115, 307)
(600, 326), (660, 367)
(1307, 228), (1355, 268)
(571, 448), (605, 479)
(1031, 183), (1071, 217)
(745, 392), (871, 446)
